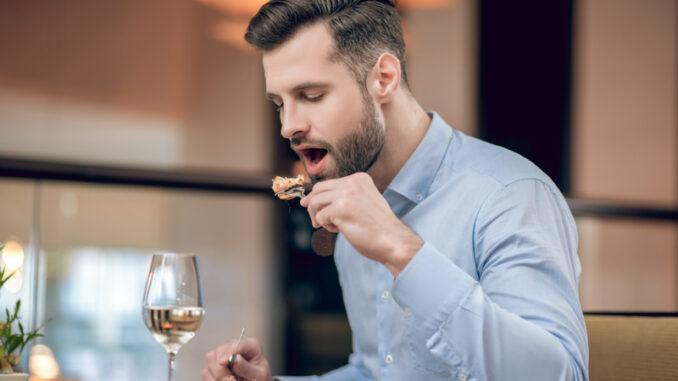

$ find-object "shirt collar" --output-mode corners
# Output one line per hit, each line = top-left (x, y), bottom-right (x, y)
(385, 111), (454, 204)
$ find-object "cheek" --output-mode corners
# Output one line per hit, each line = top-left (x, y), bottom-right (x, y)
(311, 93), (365, 141)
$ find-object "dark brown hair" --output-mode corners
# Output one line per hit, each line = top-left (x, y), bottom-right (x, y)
(245, 0), (408, 87)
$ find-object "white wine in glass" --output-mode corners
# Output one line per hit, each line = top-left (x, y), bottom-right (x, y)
(143, 253), (204, 381)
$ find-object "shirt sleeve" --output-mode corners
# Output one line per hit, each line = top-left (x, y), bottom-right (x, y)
(391, 179), (589, 381)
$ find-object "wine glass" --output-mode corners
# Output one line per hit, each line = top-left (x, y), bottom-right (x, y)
(142, 253), (205, 381)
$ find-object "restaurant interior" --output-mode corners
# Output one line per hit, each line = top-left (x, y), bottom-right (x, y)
(0, 0), (676, 380)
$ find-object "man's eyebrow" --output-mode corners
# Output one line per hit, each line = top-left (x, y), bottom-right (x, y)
(266, 82), (330, 100)
(291, 81), (329, 92)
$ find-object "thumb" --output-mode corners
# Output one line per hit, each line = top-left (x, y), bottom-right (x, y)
(231, 354), (266, 381)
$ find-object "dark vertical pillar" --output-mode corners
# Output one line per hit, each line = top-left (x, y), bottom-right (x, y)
(478, 0), (574, 193)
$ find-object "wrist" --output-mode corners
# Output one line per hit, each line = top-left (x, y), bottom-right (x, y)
(383, 231), (423, 278)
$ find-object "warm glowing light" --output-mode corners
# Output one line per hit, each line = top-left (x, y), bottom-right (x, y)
(195, 0), (455, 15)
(201, 0), (455, 51)
(398, 0), (455, 8)
(211, 20), (257, 52)
(2, 240), (24, 271)
(29, 344), (60, 379)
(194, 0), (268, 17)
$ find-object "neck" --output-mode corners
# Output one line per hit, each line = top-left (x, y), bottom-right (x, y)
(368, 90), (431, 192)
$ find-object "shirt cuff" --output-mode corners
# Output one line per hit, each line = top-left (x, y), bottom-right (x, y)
(391, 242), (477, 331)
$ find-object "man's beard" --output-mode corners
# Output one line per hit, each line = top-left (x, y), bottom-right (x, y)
(304, 95), (385, 184)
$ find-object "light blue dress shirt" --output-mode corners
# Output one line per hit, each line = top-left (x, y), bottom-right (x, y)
(277, 112), (588, 381)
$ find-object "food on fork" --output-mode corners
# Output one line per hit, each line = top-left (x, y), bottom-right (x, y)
(272, 175), (305, 200)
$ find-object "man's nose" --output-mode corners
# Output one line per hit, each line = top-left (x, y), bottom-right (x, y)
(280, 104), (309, 139)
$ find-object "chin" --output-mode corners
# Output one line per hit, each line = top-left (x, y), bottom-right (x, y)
(309, 173), (328, 184)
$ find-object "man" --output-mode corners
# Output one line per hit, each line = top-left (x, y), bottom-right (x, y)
(203, 1), (588, 380)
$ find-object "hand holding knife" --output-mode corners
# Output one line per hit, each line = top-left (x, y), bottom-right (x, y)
(227, 327), (246, 370)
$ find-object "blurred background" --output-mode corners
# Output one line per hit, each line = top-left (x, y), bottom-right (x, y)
(0, 0), (676, 379)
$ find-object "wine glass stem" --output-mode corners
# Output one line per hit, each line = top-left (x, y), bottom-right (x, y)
(168, 352), (177, 381)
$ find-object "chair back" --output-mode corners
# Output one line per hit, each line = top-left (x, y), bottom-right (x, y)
(585, 313), (678, 380)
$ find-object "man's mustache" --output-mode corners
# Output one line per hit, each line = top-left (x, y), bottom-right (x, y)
(290, 137), (332, 152)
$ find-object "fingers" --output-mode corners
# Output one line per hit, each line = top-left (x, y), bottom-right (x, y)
(314, 204), (341, 232)
(215, 338), (258, 368)
(303, 191), (342, 229)
(237, 337), (264, 361)
(231, 357), (261, 381)
(223, 338), (272, 381)
(303, 176), (370, 230)
(208, 337), (271, 381)
(301, 175), (344, 195)
(204, 345), (235, 380)
(300, 177), (342, 210)
(200, 367), (217, 381)
(215, 339), (241, 364)
(300, 175), (357, 229)
(231, 354), (272, 381)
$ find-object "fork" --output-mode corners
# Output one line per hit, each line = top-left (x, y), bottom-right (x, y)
(275, 184), (306, 199)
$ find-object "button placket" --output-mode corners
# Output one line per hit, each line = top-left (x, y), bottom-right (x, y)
(376, 269), (398, 374)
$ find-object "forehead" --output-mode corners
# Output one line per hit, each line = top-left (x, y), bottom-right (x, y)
(262, 22), (353, 94)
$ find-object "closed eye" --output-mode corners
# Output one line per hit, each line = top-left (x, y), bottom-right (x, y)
(303, 93), (324, 102)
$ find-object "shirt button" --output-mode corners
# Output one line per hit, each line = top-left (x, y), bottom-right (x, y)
(404, 307), (412, 316)
(381, 290), (390, 299)
(415, 193), (423, 201)
(385, 354), (393, 364)
(458, 373), (468, 381)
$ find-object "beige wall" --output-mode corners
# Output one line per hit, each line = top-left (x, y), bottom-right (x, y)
(572, 0), (677, 205)
(0, 0), (193, 118)
(182, 5), (271, 172)
(572, 0), (678, 311)
(0, 0), (271, 173)
(407, 0), (478, 136)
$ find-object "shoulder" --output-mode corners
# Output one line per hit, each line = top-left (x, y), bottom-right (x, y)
(444, 130), (555, 189)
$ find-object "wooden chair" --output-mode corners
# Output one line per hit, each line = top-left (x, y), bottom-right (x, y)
(585, 313), (678, 380)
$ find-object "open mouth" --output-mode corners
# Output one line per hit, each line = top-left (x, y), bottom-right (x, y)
(300, 147), (329, 175)
(303, 148), (327, 165)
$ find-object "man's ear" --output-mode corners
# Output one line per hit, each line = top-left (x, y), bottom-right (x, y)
(366, 53), (401, 104)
